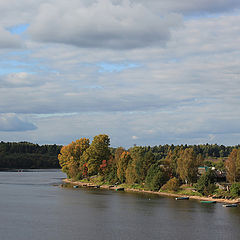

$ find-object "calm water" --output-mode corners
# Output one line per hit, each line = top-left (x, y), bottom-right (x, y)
(0, 170), (240, 240)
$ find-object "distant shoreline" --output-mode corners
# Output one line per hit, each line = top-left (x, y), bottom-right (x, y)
(62, 179), (240, 204)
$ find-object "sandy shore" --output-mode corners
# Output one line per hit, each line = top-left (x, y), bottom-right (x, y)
(62, 179), (240, 204)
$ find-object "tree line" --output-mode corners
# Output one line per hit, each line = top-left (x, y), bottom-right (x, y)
(0, 141), (61, 169)
(58, 134), (240, 197)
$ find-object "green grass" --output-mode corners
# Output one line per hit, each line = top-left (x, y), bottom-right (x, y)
(177, 189), (203, 196)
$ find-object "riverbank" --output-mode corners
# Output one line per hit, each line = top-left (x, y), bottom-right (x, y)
(62, 179), (240, 204)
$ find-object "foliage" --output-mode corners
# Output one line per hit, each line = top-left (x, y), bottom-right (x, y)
(195, 169), (217, 195)
(165, 148), (180, 178)
(177, 148), (201, 184)
(117, 151), (131, 183)
(230, 182), (240, 197)
(0, 141), (61, 169)
(161, 177), (180, 192)
(82, 134), (111, 176)
(101, 147), (123, 184)
(225, 149), (240, 183)
(58, 138), (90, 178)
(145, 163), (169, 191)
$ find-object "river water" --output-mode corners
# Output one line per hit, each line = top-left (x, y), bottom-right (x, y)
(0, 170), (239, 240)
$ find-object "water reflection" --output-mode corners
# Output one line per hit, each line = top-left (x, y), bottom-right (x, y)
(0, 170), (240, 240)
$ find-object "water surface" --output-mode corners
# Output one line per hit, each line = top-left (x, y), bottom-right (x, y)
(0, 170), (239, 240)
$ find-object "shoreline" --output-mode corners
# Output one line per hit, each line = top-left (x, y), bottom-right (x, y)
(62, 179), (240, 204)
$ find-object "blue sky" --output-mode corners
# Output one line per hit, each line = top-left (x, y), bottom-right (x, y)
(0, 0), (240, 147)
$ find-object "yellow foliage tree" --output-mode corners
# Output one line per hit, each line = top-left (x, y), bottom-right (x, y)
(58, 138), (90, 178)
(117, 151), (131, 183)
(225, 149), (240, 183)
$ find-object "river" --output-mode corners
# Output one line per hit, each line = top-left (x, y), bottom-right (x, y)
(0, 170), (239, 240)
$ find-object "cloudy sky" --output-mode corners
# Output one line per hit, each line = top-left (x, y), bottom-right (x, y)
(1, 0), (240, 147)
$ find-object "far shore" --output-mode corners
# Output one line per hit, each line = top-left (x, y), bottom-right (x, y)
(62, 179), (240, 204)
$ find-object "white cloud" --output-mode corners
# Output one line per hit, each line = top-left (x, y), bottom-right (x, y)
(0, 1), (240, 146)
(28, 0), (182, 49)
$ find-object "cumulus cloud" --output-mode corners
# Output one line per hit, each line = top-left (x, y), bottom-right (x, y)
(0, 114), (37, 132)
(1, 1), (240, 146)
(28, 0), (182, 49)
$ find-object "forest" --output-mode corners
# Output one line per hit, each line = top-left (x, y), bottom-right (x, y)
(58, 134), (240, 198)
(0, 141), (61, 169)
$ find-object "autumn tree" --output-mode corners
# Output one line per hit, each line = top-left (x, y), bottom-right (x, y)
(117, 151), (131, 183)
(225, 149), (240, 183)
(177, 148), (200, 184)
(165, 148), (181, 178)
(58, 138), (90, 178)
(82, 134), (111, 176)
(161, 177), (180, 192)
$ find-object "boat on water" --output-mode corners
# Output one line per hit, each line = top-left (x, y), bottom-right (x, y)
(200, 200), (216, 204)
(222, 204), (238, 208)
(73, 185), (79, 188)
(175, 197), (189, 200)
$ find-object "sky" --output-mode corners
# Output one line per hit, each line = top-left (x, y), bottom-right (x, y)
(0, 0), (240, 148)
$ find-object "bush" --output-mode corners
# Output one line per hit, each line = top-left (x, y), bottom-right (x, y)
(230, 182), (240, 197)
(161, 177), (180, 192)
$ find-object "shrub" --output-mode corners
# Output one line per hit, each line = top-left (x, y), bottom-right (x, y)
(230, 182), (240, 197)
(161, 177), (180, 192)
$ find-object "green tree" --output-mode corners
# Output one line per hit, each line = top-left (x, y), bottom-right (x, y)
(195, 169), (216, 195)
(230, 182), (240, 197)
(177, 148), (200, 184)
(58, 138), (90, 178)
(145, 163), (169, 191)
(82, 134), (111, 176)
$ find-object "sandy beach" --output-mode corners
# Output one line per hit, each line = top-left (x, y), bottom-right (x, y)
(62, 179), (240, 204)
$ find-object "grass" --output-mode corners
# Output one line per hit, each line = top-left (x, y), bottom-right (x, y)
(177, 189), (203, 197)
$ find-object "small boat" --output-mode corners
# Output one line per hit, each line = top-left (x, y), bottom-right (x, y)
(200, 200), (216, 204)
(73, 185), (79, 188)
(222, 204), (238, 208)
(175, 197), (189, 200)
(115, 187), (124, 191)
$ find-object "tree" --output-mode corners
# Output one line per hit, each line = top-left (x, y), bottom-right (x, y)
(82, 134), (111, 176)
(225, 149), (240, 183)
(230, 182), (240, 197)
(177, 148), (200, 184)
(58, 138), (90, 178)
(161, 177), (180, 192)
(165, 148), (180, 177)
(145, 163), (169, 191)
(195, 169), (216, 195)
(116, 151), (131, 183)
